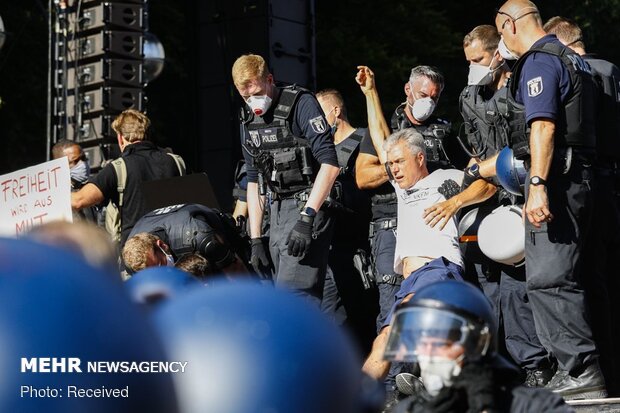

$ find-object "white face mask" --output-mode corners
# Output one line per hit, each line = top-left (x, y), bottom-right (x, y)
(408, 92), (436, 122)
(246, 94), (272, 116)
(417, 354), (463, 396)
(467, 53), (502, 86)
(70, 160), (90, 184)
(158, 246), (175, 267)
(498, 37), (518, 61)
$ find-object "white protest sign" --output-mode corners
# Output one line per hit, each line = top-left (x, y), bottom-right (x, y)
(0, 157), (73, 236)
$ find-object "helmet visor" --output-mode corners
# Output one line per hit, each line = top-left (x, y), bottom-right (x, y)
(384, 307), (488, 362)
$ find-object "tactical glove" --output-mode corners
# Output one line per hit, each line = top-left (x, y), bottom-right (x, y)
(286, 214), (314, 257)
(250, 238), (270, 270)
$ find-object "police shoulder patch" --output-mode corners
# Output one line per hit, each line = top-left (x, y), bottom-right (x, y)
(527, 76), (544, 97)
(309, 116), (327, 133)
(249, 130), (261, 147)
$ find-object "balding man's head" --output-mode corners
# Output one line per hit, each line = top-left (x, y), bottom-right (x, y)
(495, 0), (544, 57)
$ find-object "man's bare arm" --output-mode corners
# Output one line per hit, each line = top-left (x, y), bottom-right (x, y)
(423, 179), (498, 230)
(356, 65), (391, 164)
(362, 326), (392, 380)
(246, 182), (264, 239)
(302, 163), (340, 211)
(525, 119), (555, 227)
(71, 183), (105, 210)
(355, 153), (389, 189)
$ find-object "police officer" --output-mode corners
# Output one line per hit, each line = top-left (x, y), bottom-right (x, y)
(459, 24), (554, 386)
(231, 54), (340, 304)
(474, 0), (607, 399)
(122, 203), (250, 276)
(544, 15), (620, 396)
(317, 88), (377, 352)
(385, 280), (571, 413)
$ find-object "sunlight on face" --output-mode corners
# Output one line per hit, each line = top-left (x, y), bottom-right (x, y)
(387, 141), (425, 189)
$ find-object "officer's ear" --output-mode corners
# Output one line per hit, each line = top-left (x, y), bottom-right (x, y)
(404, 81), (412, 97)
(333, 105), (341, 119)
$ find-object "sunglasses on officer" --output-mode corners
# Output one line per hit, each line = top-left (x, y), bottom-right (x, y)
(495, 7), (539, 31)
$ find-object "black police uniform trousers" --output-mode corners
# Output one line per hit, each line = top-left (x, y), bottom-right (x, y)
(475, 261), (551, 371)
(581, 168), (620, 394)
(371, 225), (402, 332)
(524, 157), (598, 375)
(269, 197), (334, 306)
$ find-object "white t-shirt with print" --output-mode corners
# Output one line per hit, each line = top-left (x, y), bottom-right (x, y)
(392, 169), (464, 275)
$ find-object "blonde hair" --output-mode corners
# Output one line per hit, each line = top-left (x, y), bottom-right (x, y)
(231, 54), (270, 89)
(111, 109), (150, 143)
(122, 232), (160, 273)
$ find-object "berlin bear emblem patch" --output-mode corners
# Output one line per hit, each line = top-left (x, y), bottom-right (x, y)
(309, 116), (327, 133)
(527, 76), (543, 97)
(249, 130), (261, 147)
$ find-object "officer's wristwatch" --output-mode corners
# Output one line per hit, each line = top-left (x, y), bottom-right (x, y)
(301, 206), (317, 217)
(530, 176), (547, 186)
(467, 163), (482, 179)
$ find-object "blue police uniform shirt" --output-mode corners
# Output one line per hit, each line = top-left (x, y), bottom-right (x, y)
(242, 90), (338, 183)
(516, 34), (572, 124)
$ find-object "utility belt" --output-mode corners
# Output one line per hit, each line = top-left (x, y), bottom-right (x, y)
(376, 273), (403, 286)
(369, 217), (398, 238)
(290, 183), (348, 212)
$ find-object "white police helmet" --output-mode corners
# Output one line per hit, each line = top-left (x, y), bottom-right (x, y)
(478, 205), (525, 266)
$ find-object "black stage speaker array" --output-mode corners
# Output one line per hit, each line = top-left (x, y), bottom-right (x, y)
(195, 0), (316, 207)
(50, 0), (146, 167)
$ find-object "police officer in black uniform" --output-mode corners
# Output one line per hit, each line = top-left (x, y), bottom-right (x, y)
(123, 203), (250, 275)
(459, 24), (554, 386)
(317, 88), (378, 353)
(232, 54), (340, 305)
(544, 15), (620, 396)
(472, 0), (606, 399)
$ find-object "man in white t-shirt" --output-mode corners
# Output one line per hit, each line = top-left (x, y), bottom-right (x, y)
(362, 128), (497, 381)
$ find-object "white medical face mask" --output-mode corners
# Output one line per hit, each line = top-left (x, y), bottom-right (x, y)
(158, 246), (175, 267)
(246, 94), (272, 116)
(498, 37), (518, 60)
(407, 86), (436, 122)
(467, 53), (502, 86)
(70, 160), (90, 184)
(417, 355), (463, 396)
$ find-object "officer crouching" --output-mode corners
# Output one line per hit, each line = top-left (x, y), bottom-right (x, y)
(232, 54), (340, 304)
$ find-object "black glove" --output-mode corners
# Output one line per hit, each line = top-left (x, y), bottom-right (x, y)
(250, 238), (270, 270)
(452, 361), (499, 413)
(438, 179), (461, 199)
(286, 214), (314, 257)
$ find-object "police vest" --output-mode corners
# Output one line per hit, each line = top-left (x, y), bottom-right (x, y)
(390, 103), (453, 166)
(459, 85), (510, 160)
(584, 56), (620, 163)
(507, 42), (597, 159)
(129, 204), (219, 258)
(242, 86), (316, 196)
(334, 129), (367, 212)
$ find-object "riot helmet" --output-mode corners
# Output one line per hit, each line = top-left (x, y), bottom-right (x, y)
(126, 266), (202, 307)
(383, 280), (495, 395)
(153, 281), (363, 413)
(0, 238), (178, 413)
(478, 205), (525, 266)
(495, 146), (527, 195)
